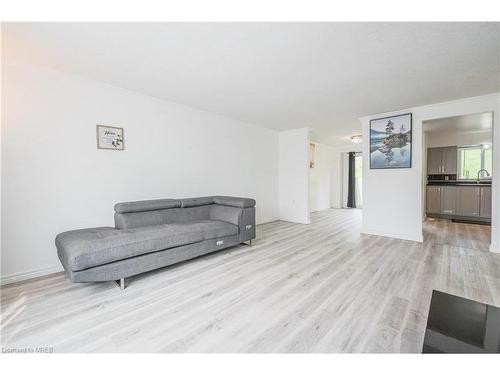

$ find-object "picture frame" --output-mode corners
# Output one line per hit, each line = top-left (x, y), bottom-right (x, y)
(96, 125), (124, 150)
(369, 113), (412, 169)
(309, 143), (316, 168)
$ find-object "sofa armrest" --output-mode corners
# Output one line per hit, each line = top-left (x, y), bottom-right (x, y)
(210, 204), (256, 243)
(238, 207), (256, 242)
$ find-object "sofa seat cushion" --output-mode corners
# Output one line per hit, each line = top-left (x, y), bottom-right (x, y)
(56, 220), (238, 272)
(187, 220), (239, 239)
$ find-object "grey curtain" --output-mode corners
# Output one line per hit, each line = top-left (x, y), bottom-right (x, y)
(347, 152), (356, 208)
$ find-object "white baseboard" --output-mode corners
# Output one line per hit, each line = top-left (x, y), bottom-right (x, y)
(1, 265), (63, 286)
(256, 218), (280, 225)
(489, 244), (500, 254)
(361, 228), (424, 243)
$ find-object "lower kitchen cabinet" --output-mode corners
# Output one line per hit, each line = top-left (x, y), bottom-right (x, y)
(426, 185), (457, 215)
(480, 186), (492, 218)
(440, 186), (456, 215)
(456, 186), (480, 217)
(426, 184), (491, 221)
(426, 186), (441, 214)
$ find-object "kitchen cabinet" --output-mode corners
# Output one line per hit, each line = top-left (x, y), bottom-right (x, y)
(426, 186), (441, 214)
(426, 184), (490, 221)
(440, 186), (456, 215)
(456, 186), (480, 217)
(441, 147), (457, 174)
(427, 148), (443, 174)
(426, 185), (457, 215)
(480, 186), (492, 218)
(427, 146), (457, 175)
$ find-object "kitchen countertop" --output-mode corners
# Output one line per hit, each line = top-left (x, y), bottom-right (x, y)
(427, 180), (492, 186)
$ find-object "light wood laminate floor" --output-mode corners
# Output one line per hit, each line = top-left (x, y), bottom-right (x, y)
(1, 209), (499, 353)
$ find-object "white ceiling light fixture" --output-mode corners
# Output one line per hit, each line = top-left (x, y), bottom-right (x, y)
(351, 135), (363, 144)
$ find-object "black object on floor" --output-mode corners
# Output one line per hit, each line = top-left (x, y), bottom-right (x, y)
(422, 290), (500, 353)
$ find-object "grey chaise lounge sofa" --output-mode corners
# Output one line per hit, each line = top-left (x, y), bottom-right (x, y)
(56, 196), (256, 289)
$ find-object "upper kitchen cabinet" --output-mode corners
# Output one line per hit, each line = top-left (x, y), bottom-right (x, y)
(427, 146), (457, 175)
(427, 148), (443, 174)
(441, 147), (457, 174)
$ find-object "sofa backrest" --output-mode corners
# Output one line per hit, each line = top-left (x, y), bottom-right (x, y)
(114, 196), (255, 229)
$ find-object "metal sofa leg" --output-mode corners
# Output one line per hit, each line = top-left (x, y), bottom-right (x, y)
(115, 278), (125, 290)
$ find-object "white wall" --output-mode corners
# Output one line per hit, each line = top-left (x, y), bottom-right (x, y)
(425, 130), (492, 148)
(361, 93), (500, 252)
(422, 131), (428, 220)
(330, 152), (343, 209)
(1, 61), (280, 283)
(0, 27), (3, 274)
(279, 128), (310, 224)
(308, 142), (335, 212)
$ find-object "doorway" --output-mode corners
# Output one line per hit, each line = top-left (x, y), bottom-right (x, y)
(422, 112), (493, 250)
(342, 152), (363, 209)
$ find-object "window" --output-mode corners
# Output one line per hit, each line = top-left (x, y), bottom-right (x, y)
(484, 149), (492, 176)
(458, 146), (493, 179)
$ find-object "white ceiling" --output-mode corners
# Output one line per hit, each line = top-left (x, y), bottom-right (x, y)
(423, 112), (493, 133)
(3, 22), (499, 145)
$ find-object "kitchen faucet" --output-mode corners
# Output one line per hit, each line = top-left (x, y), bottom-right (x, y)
(477, 168), (490, 183)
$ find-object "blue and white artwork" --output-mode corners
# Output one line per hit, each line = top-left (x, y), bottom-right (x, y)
(370, 113), (412, 169)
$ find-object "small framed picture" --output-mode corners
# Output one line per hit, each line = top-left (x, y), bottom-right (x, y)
(96, 125), (124, 150)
